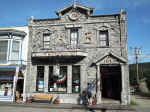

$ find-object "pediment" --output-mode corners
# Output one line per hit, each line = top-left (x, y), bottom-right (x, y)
(56, 4), (93, 17)
(94, 52), (127, 65)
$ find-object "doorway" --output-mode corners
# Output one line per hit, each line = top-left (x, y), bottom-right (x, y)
(100, 65), (121, 101)
(16, 79), (24, 101)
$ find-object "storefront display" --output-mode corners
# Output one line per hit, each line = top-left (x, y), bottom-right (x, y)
(37, 80), (44, 92)
(72, 66), (80, 93)
(0, 74), (13, 98)
(36, 66), (44, 92)
(48, 66), (67, 92)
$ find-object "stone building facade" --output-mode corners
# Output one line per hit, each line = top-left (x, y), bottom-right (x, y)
(25, 4), (130, 105)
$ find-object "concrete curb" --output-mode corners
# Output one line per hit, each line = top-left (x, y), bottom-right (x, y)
(0, 102), (134, 111)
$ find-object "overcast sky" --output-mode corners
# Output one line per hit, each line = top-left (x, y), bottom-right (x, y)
(0, 0), (150, 63)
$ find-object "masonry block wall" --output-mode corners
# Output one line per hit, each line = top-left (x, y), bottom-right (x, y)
(25, 4), (130, 105)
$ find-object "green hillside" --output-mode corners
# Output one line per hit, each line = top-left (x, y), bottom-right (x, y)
(129, 62), (150, 90)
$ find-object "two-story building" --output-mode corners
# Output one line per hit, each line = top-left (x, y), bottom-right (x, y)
(25, 4), (130, 105)
(0, 26), (28, 101)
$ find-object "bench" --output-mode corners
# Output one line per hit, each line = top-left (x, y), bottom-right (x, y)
(32, 93), (53, 103)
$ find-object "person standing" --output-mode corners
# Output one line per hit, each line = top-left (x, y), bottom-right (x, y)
(87, 83), (92, 105)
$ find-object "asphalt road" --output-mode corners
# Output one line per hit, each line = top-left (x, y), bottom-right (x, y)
(131, 95), (150, 112)
(0, 106), (80, 112)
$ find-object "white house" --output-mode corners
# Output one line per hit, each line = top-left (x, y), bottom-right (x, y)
(0, 26), (29, 102)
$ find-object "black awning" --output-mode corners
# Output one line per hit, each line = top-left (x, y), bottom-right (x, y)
(32, 56), (85, 65)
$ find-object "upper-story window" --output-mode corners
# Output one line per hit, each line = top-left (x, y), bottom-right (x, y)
(0, 40), (8, 63)
(11, 41), (20, 60)
(43, 33), (51, 49)
(70, 28), (78, 47)
(99, 30), (109, 47)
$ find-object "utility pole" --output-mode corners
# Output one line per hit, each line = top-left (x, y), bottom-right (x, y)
(73, 0), (77, 8)
(131, 46), (141, 86)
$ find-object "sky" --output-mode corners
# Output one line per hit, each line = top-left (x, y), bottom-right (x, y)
(0, 0), (150, 64)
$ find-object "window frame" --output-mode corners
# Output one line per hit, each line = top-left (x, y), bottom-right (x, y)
(72, 65), (80, 93)
(99, 30), (109, 47)
(11, 40), (20, 61)
(70, 28), (79, 47)
(43, 33), (51, 49)
(36, 66), (45, 92)
(48, 65), (67, 93)
(0, 40), (9, 63)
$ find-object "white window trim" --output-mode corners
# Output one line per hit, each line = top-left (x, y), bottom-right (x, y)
(11, 39), (21, 61)
(0, 39), (9, 63)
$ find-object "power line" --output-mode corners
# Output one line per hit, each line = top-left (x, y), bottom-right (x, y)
(79, 0), (93, 5)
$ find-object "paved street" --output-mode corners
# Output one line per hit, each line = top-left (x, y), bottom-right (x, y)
(0, 102), (133, 112)
(0, 106), (76, 112)
(131, 95), (150, 112)
(0, 103), (84, 112)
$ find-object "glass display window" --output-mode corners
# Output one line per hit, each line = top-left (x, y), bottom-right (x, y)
(72, 66), (80, 93)
(0, 74), (13, 97)
(48, 66), (67, 92)
(36, 66), (44, 92)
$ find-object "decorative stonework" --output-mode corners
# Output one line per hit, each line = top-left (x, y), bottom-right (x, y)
(32, 32), (42, 51)
(55, 31), (66, 46)
(84, 31), (92, 43)
(69, 11), (80, 21)
(102, 55), (118, 64)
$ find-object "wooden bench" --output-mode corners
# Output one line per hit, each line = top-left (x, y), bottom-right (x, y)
(32, 93), (53, 103)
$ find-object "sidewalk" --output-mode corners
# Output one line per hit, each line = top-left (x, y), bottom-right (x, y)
(0, 102), (133, 111)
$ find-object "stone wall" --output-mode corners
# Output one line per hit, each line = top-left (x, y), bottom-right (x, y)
(25, 5), (129, 105)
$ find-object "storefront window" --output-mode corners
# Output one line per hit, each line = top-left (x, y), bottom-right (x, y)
(0, 74), (13, 97)
(36, 66), (44, 92)
(72, 66), (80, 93)
(48, 66), (67, 92)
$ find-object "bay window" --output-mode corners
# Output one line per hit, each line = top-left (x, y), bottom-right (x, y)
(0, 41), (8, 63)
(11, 41), (20, 60)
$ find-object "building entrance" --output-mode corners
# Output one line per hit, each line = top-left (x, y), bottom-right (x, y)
(100, 65), (121, 101)
(16, 79), (24, 101)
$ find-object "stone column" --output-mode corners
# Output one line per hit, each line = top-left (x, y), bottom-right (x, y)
(67, 65), (72, 93)
(12, 66), (19, 102)
(125, 64), (130, 104)
(23, 69), (27, 102)
(96, 65), (102, 104)
(44, 66), (49, 92)
(121, 64), (127, 105)
(80, 65), (87, 92)
(30, 65), (37, 93)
